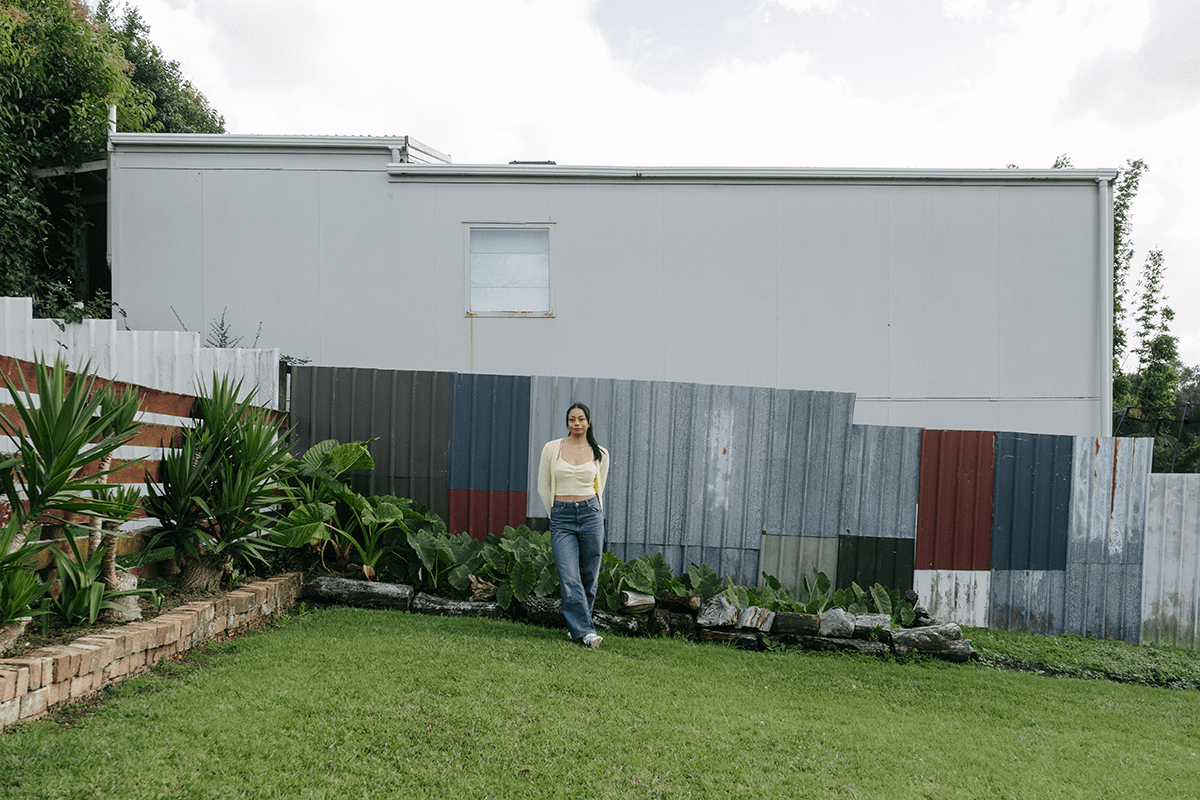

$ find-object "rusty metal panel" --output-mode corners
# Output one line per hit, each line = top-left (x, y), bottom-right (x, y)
(838, 424), (921, 540)
(991, 432), (1073, 571)
(1142, 474), (1200, 649)
(528, 376), (854, 583)
(289, 366), (451, 521)
(916, 430), (995, 570)
(913, 569), (990, 627)
(835, 535), (915, 591)
(447, 489), (528, 540)
(758, 534), (839, 590)
(1065, 436), (1153, 642)
(988, 569), (1066, 635)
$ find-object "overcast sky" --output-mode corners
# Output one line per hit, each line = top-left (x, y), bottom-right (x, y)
(94, 0), (1200, 367)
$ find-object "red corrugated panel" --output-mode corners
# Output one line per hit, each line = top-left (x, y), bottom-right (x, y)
(916, 430), (995, 570)
(447, 488), (528, 541)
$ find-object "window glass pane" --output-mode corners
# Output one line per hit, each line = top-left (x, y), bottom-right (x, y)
(470, 228), (549, 313)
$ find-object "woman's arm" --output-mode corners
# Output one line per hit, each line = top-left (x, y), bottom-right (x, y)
(537, 440), (557, 516)
(596, 445), (611, 505)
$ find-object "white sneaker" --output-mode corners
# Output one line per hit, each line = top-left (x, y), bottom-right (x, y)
(582, 633), (603, 649)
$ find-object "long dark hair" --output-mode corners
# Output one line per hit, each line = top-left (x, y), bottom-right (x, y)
(567, 401), (603, 463)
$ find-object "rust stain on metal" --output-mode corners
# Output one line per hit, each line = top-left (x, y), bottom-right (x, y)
(1110, 438), (1119, 518)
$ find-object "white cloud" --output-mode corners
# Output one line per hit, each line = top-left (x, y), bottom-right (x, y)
(100, 0), (1200, 364)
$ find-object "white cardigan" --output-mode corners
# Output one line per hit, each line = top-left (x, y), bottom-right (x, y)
(537, 438), (611, 516)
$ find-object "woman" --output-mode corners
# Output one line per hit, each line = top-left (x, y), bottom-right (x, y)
(537, 402), (610, 648)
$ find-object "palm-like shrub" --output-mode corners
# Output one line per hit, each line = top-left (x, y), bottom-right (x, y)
(0, 357), (142, 555)
(143, 376), (294, 592)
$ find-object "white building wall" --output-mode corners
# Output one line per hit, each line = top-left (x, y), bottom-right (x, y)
(108, 138), (1114, 436)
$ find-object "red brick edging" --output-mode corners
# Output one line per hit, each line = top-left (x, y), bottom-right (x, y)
(0, 573), (303, 731)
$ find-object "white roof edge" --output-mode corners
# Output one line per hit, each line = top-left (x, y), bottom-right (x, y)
(108, 133), (452, 162)
(386, 163), (1120, 181)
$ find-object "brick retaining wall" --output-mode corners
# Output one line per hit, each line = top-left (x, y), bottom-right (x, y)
(0, 573), (302, 731)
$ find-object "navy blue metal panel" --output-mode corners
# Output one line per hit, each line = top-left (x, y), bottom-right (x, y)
(449, 373), (531, 493)
(839, 425), (921, 540)
(835, 535), (915, 591)
(991, 432), (1073, 571)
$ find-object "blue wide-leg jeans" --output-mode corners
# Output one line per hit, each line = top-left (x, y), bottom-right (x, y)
(550, 497), (604, 642)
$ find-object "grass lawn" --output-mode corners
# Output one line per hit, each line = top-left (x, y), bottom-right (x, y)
(3, 607), (1199, 799)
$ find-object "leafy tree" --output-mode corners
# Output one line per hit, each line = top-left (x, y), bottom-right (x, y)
(96, 1), (224, 134)
(0, 0), (220, 320)
(1109, 158), (1148, 406)
(1128, 248), (1178, 409)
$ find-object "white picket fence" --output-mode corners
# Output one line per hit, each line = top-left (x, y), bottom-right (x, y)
(0, 297), (279, 409)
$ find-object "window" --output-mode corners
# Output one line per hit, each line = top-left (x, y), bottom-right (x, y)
(467, 225), (552, 316)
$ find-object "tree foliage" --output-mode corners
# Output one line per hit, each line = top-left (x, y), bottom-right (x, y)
(0, 0), (221, 319)
(97, 1), (224, 134)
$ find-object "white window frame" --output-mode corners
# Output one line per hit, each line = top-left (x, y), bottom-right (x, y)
(464, 222), (555, 318)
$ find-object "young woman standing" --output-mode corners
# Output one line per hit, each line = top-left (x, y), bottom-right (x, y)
(537, 402), (610, 648)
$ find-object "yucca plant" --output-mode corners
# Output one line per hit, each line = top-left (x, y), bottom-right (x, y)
(90, 483), (145, 598)
(48, 534), (154, 625)
(0, 357), (142, 556)
(0, 522), (51, 628)
(143, 375), (294, 592)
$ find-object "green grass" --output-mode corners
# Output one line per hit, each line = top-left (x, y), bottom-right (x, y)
(3, 609), (1199, 799)
(966, 626), (1200, 689)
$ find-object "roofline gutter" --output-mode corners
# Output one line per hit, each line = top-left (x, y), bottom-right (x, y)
(386, 163), (1120, 184)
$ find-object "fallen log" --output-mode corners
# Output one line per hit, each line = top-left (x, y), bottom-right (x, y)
(695, 594), (736, 627)
(620, 590), (656, 614)
(411, 592), (502, 618)
(469, 574), (497, 601)
(594, 610), (649, 636)
(304, 576), (414, 610)
(655, 591), (702, 614)
(521, 595), (567, 628)
(649, 609), (696, 639)
(796, 636), (890, 656)
(771, 612), (820, 636)
(890, 622), (963, 650)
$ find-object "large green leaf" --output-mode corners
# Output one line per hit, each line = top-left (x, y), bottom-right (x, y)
(510, 562), (537, 603)
(534, 562), (559, 597)
(869, 583), (892, 617)
(271, 503), (336, 547)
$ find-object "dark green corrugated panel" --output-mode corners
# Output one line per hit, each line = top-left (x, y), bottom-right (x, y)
(991, 432), (1073, 571)
(289, 366), (451, 521)
(835, 535), (915, 592)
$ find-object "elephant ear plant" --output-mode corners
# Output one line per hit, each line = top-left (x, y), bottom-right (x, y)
(143, 376), (294, 593)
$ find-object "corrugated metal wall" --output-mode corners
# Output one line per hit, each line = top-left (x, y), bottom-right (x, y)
(289, 367), (451, 522)
(839, 425), (921, 540)
(528, 377), (855, 584)
(916, 430), (995, 570)
(992, 432), (1073, 570)
(448, 374), (530, 538)
(1065, 436), (1153, 642)
(283, 363), (1197, 649)
(988, 433), (1074, 635)
(1143, 474), (1200, 649)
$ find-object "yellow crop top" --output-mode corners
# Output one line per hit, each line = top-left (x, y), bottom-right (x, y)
(537, 438), (611, 516)
(554, 456), (599, 496)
